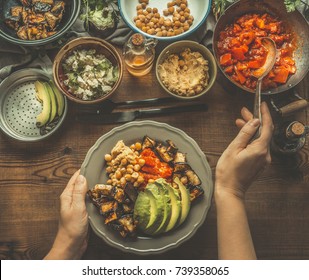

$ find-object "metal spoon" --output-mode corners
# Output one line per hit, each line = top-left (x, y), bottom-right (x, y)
(252, 37), (277, 138)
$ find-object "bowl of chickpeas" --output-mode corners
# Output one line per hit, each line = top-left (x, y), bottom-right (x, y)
(118, 0), (212, 40)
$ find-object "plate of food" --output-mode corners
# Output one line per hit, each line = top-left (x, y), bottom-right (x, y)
(81, 120), (213, 254)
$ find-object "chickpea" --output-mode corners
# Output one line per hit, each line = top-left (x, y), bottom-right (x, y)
(167, 2), (175, 7)
(167, 31), (174, 36)
(184, 7), (190, 13)
(107, 179), (112, 185)
(162, 30), (168, 36)
(109, 173), (114, 179)
(148, 179), (155, 183)
(187, 19), (193, 26)
(148, 21), (155, 28)
(155, 12), (160, 18)
(175, 0), (181, 5)
(137, 9), (143, 15)
(127, 164), (134, 169)
(136, 4), (142, 10)
(137, 176), (144, 184)
(168, 7), (175, 14)
(183, 24), (190, 31)
(181, 0), (187, 4)
(156, 31), (163, 37)
(120, 177), (126, 187)
(138, 14), (146, 21)
(126, 167), (133, 174)
(163, 9), (169, 16)
(135, 142), (142, 150)
(146, 7), (152, 13)
(180, 16), (186, 23)
(164, 19), (172, 27)
(104, 154), (112, 162)
(132, 172), (139, 179)
(174, 20), (181, 27)
(159, 17), (165, 25)
(106, 166), (112, 173)
(180, 3), (186, 10)
(115, 170), (122, 180)
(143, 10), (148, 16)
(133, 182), (139, 188)
(138, 158), (146, 166)
(130, 144), (135, 150)
(135, 20), (143, 28)
(142, 26), (148, 32)
(125, 174), (132, 181)
(153, 7), (158, 13)
(134, 164), (141, 172)
(120, 167), (126, 174)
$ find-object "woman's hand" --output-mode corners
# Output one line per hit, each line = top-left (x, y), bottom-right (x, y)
(44, 170), (89, 260)
(215, 102), (274, 199)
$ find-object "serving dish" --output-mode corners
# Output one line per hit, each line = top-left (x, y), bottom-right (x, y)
(213, 0), (309, 95)
(53, 37), (123, 104)
(156, 40), (217, 100)
(80, 120), (213, 254)
(118, 0), (211, 41)
(0, 0), (81, 47)
(0, 68), (67, 142)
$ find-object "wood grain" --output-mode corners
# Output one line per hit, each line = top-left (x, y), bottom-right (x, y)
(0, 48), (308, 260)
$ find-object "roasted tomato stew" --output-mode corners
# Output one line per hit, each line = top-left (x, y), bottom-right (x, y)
(217, 13), (296, 91)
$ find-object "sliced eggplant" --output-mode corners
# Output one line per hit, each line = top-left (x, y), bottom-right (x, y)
(5, 18), (20, 30)
(94, 184), (113, 196)
(45, 11), (59, 30)
(124, 183), (138, 202)
(20, 0), (31, 6)
(189, 185), (204, 202)
(33, 2), (52, 13)
(11, 6), (23, 18)
(174, 151), (187, 163)
(17, 26), (28, 40)
(113, 187), (125, 203)
(100, 200), (118, 215)
(118, 214), (136, 234)
(142, 136), (156, 150)
(173, 162), (191, 173)
(155, 143), (174, 163)
(51, 1), (65, 17)
(122, 203), (134, 214)
(32, 0), (54, 4)
(104, 211), (118, 224)
(166, 139), (178, 155)
(185, 169), (201, 186)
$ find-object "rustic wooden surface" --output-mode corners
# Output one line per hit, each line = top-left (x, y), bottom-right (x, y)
(0, 44), (308, 260)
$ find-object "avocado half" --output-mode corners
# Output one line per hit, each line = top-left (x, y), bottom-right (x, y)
(35, 81), (52, 128)
(133, 178), (191, 236)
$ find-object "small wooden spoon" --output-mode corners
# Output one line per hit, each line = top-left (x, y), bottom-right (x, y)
(252, 37), (277, 138)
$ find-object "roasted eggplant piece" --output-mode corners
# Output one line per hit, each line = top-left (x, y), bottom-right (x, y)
(166, 139), (178, 155)
(17, 26), (28, 40)
(142, 136), (156, 149)
(113, 187), (125, 203)
(93, 184), (113, 197)
(11, 6), (23, 18)
(45, 12), (59, 29)
(155, 143), (174, 163)
(173, 162), (191, 173)
(122, 202), (134, 214)
(189, 185), (204, 202)
(185, 169), (201, 186)
(4, 18), (20, 31)
(51, 1), (65, 17)
(104, 211), (118, 224)
(101, 200), (118, 215)
(32, 0), (54, 4)
(174, 151), (186, 163)
(118, 214), (137, 234)
(124, 183), (138, 202)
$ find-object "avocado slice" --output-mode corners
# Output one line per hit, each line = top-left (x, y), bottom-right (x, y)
(164, 183), (182, 233)
(44, 82), (57, 123)
(133, 191), (151, 230)
(35, 81), (52, 128)
(174, 177), (191, 226)
(49, 80), (65, 117)
(152, 179), (172, 235)
(143, 183), (164, 235)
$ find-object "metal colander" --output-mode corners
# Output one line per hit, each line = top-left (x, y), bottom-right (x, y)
(0, 68), (67, 142)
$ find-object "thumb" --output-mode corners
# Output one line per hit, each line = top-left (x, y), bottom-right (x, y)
(72, 175), (88, 205)
(231, 118), (260, 149)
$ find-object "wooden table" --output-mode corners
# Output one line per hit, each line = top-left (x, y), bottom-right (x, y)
(0, 44), (308, 260)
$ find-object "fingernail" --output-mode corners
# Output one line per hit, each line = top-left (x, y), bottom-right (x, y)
(249, 119), (260, 127)
(76, 175), (85, 184)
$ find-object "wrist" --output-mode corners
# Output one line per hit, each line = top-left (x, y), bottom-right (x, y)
(215, 183), (246, 205)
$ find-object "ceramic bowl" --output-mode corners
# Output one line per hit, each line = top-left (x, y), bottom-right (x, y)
(53, 37), (123, 104)
(156, 40), (217, 100)
(118, 0), (211, 41)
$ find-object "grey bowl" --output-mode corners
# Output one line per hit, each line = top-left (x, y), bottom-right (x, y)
(80, 121), (213, 255)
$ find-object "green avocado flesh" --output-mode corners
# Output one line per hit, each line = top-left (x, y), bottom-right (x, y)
(174, 177), (191, 226)
(133, 178), (190, 236)
(165, 183), (182, 232)
(35, 80), (65, 128)
(133, 191), (151, 230)
(35, 81), (51, 127)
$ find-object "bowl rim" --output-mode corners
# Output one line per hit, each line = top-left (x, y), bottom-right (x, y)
(53, 37), (123, 104)
(155, 40), (217, 99)
(118, 0), (211, 41)
(0, 0), (81, 47)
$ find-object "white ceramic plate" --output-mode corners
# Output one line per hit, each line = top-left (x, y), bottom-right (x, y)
(118, 0), (211, 41)
(81, 120), (213, 254)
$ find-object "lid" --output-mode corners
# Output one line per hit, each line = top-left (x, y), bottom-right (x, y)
(131, 33), (145, 46)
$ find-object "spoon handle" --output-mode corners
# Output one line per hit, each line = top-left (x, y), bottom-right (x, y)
(252, 79), (262, 140)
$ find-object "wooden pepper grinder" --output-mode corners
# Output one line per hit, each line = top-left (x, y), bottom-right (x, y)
(271, 121), (309, 154)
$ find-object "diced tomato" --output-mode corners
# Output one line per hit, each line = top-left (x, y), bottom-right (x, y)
(220, 53), (232, 65)
(236, 62), (247, 71)
(255, 18), (265, 29)
(273, 67), (290, 83)
(235, 67), (246, 84)
(248, 60), (261, 69)
(231, 46), (247, 60)
(224, 65), (234, 74)
(240, 32), (255, 45)
(282, 56), (295, 65)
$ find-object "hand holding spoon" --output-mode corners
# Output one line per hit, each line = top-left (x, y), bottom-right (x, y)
(252, 37), (277, 138)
